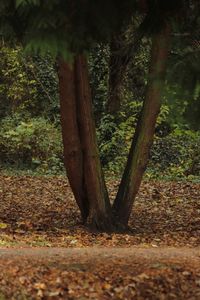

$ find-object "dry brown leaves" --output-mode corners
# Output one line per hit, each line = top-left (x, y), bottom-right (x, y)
(0, 175), (200, 299)
(0, 175), (199, 247)
(0, 248), (200, 299)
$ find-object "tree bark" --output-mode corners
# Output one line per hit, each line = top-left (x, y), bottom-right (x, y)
(107, 25), (143, 115)
(107, 35), (123, 114)
(74, 55), (113, 231)
(58, 59), (89, 221)
(113, 23), (171, 225)
(58, 55), (113, 230)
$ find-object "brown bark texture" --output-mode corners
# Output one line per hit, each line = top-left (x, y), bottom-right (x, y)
(74, 55), (113, 231)
(58, 60), (88, 220)
(107, 35), (123, 114)
(113, 23), (171, 225)
(107, 25), (143, 115)
(58, 21), (171, 230)
(58, 55), (113, 230)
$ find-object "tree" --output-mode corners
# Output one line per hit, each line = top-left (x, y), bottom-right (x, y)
(58, 56), (112, 229)
(107, 17), (144, 115)
(113, 23), (171, 224)
(1, 0), (187, 231)
(164, 1), (200, 131)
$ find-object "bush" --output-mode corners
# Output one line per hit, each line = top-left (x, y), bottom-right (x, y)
(0, 117), (64, 173)
(149, 129), (200, 179)
(0, 46), (59, 122)
(97, 104), (174, 175)
(97, 109), (200, 179)
(97, 101), (142, 173)
(0, 46), (37, 119)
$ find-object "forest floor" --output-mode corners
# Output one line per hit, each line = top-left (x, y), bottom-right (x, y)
(0, 175), (200, 299)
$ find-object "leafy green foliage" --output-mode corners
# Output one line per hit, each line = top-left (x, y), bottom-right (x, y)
(0, 0), (199, 180)
(30, 54), (60, 121)
(0, 117), (63, 173)
(0, 40), (199, 179)
(13, 0), (137, 58)
(0, 46), (37, 119)
(149, 130), (200, 179)
(97, 101), (200, 180)
(0, 45), (61, 174)
(164, 5), (200, 130)
(97, 101), (142, 173)
(0, 45), (59, 121)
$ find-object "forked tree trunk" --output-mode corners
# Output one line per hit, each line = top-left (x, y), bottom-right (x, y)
(113, 23), (171, 225)
(74, 55), (113, 231)
(58, 55), (113, 230)
(58, 59), (89, 221)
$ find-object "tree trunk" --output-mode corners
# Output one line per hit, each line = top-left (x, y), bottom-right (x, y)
(58, 55), (113, 230)
(58, 59), (89, 221)
(74, 55), (113, 231)
(107, 35), (123, 114)
(113, 23), (171, 225)
(107, 26), (143, 115)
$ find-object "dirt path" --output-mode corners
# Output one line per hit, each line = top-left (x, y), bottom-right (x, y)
(0, 246), (199, 262)
(0, 246), (200, 299)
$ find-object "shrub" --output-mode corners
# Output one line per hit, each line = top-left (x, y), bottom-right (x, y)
(97, 109), (200, 179)
(0, 46), (60, 122)
(0, 117), (64, 173)
(149, 129), (200, 179)
(0, 46), (38, 119)
(97, 101), (142, 173)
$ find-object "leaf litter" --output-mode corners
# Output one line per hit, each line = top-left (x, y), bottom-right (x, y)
(0, 175), (199, 247)
(0, 175), (199, 299)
